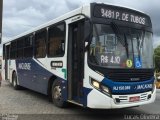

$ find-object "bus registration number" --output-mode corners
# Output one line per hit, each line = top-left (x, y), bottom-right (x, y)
(129, 96), (140, 102)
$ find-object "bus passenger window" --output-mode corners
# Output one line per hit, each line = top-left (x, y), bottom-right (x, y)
(35, 30), (47, 58)
(17, 38), (24, 59)
(24, 36), (33, 58)
(10, 41), (17, 59)
(48, 23), (65, 57)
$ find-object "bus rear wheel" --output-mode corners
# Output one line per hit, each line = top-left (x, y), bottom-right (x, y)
(51, 79), (68, 108)
(12, 72), (20, 90)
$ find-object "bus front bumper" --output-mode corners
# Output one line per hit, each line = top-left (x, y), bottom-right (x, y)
(87, 86), (156, 109)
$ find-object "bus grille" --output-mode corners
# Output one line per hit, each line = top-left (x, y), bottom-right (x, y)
(105, 69), (154, 82)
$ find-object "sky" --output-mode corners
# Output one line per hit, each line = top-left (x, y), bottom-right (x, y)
(1, 0), (160, 55)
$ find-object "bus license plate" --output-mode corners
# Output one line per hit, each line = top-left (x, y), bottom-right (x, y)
(129, 96), (140, 102)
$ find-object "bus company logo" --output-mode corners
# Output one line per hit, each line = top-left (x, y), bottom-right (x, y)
(18, 63), (31, 70)
(130, 78), (140, 81)
(136, 84), (153, 90)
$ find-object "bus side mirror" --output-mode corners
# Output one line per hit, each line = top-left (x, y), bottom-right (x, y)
(84, 20), (92, 42)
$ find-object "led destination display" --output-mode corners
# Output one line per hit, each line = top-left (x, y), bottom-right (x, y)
(93, 4), (151, 26)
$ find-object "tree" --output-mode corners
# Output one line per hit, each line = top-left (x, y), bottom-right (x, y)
(154, 45), (160, 72)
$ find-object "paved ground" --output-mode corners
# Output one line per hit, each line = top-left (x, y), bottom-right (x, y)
(0, 80), (160, 120)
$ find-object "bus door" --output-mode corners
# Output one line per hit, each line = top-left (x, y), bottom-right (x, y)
(5, 44), (10, 80)
(67, 19), (85, 103)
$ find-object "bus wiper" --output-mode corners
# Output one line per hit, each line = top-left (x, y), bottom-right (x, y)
(136, 30), (145, 61)
(140, 30), (145, 48)
(137, 32), (144, 60)
(111, 22), (129, 58)
(124, 33), (129, 58)
(111, 22), (124, 46)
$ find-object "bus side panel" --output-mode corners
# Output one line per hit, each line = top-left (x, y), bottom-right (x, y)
(15, 58), (53, 95)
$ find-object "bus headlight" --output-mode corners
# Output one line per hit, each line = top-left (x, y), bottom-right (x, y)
(101, 85), (110, 95)
(90, 78), (111, 97)
(91, 78), (100, 89)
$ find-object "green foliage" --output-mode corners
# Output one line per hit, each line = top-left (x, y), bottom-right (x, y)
(154, 45), (160, 72)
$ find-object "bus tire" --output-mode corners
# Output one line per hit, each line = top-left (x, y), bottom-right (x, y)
(12, 72), (20, 90)
(51, 79), (68, 108)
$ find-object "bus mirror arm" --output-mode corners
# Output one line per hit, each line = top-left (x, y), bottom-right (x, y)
(84, 19), (93, 52)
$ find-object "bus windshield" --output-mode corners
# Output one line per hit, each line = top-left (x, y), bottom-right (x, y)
(89, 24), (153, 69)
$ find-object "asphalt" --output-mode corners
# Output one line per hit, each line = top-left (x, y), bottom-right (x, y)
(0, 80), (160, 120)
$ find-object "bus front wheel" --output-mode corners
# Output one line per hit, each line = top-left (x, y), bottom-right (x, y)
(51, 79), (68, 108)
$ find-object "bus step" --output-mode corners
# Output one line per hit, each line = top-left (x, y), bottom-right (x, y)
(67, 100), (83, 107)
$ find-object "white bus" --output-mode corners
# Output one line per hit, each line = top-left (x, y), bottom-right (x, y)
(2, 3), (156, 109)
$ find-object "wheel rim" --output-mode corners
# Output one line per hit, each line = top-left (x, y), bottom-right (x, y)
(53, 86), (62, 101)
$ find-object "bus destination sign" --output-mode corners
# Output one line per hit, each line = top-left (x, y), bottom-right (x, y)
(93, 5), (151, 26)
